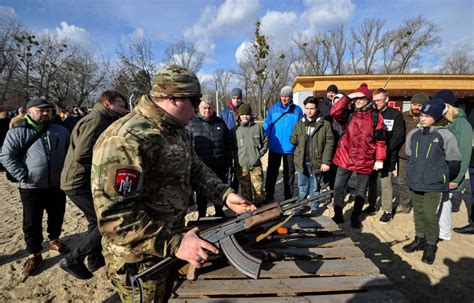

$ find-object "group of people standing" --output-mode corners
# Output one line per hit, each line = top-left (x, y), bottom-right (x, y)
(0, 63), (473, 302)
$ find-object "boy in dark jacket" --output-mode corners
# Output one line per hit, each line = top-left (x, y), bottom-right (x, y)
(403, 99), (461, 265)
(290, 97), (334, 212)
(233, 103), (268, 204)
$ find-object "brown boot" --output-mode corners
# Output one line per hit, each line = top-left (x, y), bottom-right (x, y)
(23, 254), (43, 276)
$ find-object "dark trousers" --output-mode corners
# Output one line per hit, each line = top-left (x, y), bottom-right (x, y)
(265, 151), (295, 200)
(65, 188), (103, 264)
(197, 172), (226, 218)
(19, 187), (66, 254)
(333, 167), (370, 208)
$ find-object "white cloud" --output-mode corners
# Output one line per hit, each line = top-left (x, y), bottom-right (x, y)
(184, 0), (260, 55)
(50, 21), (98, 53)
(0, 5), (16, 19)
(235, 40), (252, 64)
(260, 11), (298, 47)
(302, 0), (355, 25)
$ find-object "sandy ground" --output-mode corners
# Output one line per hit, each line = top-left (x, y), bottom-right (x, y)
(0, 160), (473, 302)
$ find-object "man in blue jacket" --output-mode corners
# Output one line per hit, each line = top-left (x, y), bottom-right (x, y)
(263, 86), (303, 201)
(1, 98), (70, 279)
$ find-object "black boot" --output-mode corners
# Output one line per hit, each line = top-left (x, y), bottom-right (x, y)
(332, 205), (344, 224)
(351, 197), (364, 229)
(421, 244), (437, 264)
(453, 223), (474, 234)
(59, 259), (93, 280)
(402, 236), (427, 253)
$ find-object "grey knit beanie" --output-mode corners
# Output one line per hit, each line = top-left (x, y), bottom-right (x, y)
(280, 86), (293, 98)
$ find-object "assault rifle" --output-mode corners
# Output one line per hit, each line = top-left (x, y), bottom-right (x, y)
(130, 191), (332, 301)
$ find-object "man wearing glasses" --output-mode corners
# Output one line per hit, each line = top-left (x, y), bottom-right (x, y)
(91, 65), (254, 302)
(365, 88), (405, 223)
(330, 83), (387, 228)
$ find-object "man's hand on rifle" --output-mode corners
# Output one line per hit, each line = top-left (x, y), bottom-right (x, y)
(225, 193), (256, 214)
(175, 227), (219, 268)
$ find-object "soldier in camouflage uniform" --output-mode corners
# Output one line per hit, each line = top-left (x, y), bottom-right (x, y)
(91, 65), (255, 302)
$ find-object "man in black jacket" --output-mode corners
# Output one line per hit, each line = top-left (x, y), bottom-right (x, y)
(365, 88), (405, 223)
(187, 95), (233, 218)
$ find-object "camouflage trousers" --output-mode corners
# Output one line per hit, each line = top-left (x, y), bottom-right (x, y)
(105, 249), (178, 302)
(236, 165), (266, 204)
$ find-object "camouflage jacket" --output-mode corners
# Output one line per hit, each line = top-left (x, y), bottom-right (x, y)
(92, 94), (233, 264)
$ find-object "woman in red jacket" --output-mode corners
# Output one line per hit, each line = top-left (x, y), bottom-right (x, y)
(330, 83), (387, 228)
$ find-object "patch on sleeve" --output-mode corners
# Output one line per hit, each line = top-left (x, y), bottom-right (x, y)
(114, 169), (140, 196)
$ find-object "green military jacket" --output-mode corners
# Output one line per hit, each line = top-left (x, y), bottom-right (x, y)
(233, 121), (268, 170)
(91, 95), (232, 264)
(290, 116), (334, 174)
(61, 102), (122, 191)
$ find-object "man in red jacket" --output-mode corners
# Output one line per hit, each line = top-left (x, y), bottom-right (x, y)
(330, 83), (387, 228)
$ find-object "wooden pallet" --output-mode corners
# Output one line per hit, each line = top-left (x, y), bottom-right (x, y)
(169, 216), (406, 303)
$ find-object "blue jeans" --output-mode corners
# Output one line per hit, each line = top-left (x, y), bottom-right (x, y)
(297, 162), (321, 210)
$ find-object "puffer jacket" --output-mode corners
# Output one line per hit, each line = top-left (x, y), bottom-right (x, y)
(1, 118), (70, 189)
(406, 125), (461, 192)
(330, 96), (386, 175)
(233, 121), (268, 170)
(187, 113), (233, 177)
(290, 114), (334, 174)
(61, 102), (123, 191)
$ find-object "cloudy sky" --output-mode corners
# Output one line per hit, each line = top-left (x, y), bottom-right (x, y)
(2, 0), (473, 76)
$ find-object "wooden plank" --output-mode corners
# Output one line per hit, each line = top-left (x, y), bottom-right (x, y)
(254, 236), (355, 249)
(174, 274), (393, 297)
(170, 290), (407, 303)
(247, 246), (365, 260)
(197, 257), (379, 280)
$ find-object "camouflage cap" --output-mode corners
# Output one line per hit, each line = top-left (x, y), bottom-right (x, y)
(150, 65), (202, 99)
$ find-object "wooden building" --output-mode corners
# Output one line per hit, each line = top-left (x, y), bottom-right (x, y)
(292, 74), (474, 113)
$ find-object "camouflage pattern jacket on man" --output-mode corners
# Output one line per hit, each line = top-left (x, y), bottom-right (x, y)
(91, 94), (232, 265)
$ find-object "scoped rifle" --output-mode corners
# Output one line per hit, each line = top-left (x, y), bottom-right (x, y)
(130, 191), (332, 301)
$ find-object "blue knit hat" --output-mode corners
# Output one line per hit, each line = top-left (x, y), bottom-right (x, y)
(421, 99), (446, 122)
(433, 89), (456, 106)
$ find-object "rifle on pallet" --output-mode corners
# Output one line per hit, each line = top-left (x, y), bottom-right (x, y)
(130, 191), (332, 302)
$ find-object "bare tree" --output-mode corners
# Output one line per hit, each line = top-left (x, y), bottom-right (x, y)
(49, 51), (109, 107)
(30, 34), (76, 100)
(116, 36), (156, 97)
(213, 68), (233, 102)
(164, 40), (206, 73)
(293, 32), (330, 75)
(349, 18), (385, 74)
(442, 50), (474, 74)
(0, 14), (22, 104)
(382, 15), (440, 73)
(327, 25), (347, 74)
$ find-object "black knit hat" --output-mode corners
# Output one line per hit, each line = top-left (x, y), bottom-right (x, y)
(327, 84), (338, 93)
